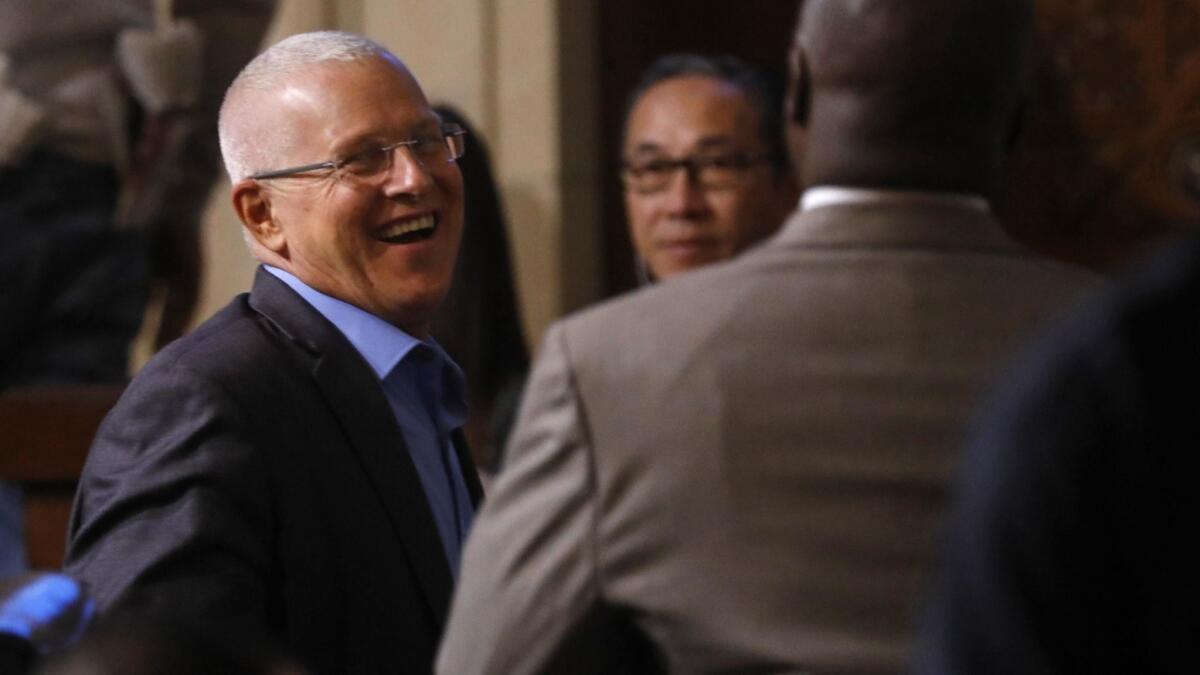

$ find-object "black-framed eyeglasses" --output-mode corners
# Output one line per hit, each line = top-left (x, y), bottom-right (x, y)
(621, 151), (779, 194)
(248, 123), (468, 183)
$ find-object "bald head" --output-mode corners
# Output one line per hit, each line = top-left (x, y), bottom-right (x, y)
(790, 0), (1033, 193)
(218, 30), (402, 183)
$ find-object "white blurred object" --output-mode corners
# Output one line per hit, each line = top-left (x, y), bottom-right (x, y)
(0, 53), (47, 167)
(113, 1), (206, 230)
(116, 19), (204, 114)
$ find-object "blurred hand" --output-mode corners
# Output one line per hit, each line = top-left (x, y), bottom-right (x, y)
(0, 573), (94, 653)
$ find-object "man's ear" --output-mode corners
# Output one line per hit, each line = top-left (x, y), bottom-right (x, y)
(785, 43), (811, 129)
(232, 180), (286, 254)
(783, 41), (812, 182)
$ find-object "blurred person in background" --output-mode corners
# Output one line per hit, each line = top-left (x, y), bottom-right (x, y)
(912, 235), (1199, 675)
(0, 0), (276, 383)
(429, 105), (528, 474)
(620, 53), (798, 284)
(0, 0), (275, 575)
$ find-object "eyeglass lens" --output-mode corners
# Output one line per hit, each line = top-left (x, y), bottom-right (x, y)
(337, 128), (467, 182)
(622, 154), (765, 193)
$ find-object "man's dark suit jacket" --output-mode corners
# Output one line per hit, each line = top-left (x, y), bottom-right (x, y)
(65, 268), (483, 674)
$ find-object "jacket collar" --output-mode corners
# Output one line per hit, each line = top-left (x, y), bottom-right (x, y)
(246, 267), (477, 627)
(774, 198), (1024, 256)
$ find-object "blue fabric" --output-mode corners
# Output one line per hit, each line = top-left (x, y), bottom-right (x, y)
(0, 573), (94, 648)
(0, 483), (25, 578)
(264, 266), (473, 572)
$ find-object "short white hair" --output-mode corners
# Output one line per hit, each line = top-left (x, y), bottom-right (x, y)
(218, 31), (397, 182)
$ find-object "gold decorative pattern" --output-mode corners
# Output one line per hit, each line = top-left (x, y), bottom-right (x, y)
(1003, 0), (1200, 267)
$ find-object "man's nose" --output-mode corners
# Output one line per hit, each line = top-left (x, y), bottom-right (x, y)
(662, 165), (711, 217)
(382, 145), (435, 196)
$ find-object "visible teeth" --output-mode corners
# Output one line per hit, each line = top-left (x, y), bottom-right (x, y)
(379, 214), (436, 239)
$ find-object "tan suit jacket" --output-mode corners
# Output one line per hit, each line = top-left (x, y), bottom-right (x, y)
(438, 201), (1101, 674)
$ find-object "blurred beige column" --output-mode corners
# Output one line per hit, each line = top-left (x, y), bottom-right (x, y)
(195, 0), (603, 353)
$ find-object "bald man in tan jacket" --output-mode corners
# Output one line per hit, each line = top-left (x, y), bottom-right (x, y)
(439, 1), (1101, 672)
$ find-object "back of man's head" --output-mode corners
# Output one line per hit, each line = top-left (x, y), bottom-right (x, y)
(791, 0), (1034, 195)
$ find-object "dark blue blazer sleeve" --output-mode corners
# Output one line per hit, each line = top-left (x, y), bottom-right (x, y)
(65, 358), (274, 631)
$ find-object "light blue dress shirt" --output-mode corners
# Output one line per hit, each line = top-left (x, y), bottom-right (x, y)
(265, 266), (474, 574)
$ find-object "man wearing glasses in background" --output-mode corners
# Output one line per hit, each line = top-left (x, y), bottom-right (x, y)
(65, 31), (481, 674)
(620, 53), (798, 283)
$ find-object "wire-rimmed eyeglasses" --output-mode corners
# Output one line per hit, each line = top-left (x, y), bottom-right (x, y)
(248, 123), (468, 183)
(621, 151), (779, 194)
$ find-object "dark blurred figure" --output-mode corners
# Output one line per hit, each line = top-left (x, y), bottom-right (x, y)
(35, 612), (306, 675)
(913, 235), (1200, 675)
(0, 572), (93, 675)
(0, 0), (277, 385)
(430, 105), (529, 472)
(620, 53), (797, 283)
(0, 0), (276, 573)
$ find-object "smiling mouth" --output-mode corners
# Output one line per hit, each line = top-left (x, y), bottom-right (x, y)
(377, 214), (438, 244)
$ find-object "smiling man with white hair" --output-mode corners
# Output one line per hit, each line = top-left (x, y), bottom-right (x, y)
(65, 31), (481, 673)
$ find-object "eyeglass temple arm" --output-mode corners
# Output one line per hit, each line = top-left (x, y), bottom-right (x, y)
(248, 160), (336, 180)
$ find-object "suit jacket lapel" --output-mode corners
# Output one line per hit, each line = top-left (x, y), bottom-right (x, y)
(453, 429), (484, 507)
(247, 268), (455, 626)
